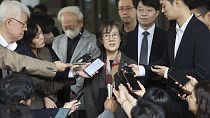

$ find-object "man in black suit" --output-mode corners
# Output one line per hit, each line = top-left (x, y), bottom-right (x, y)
(125, 0), (167, 89)
(130, 0), (210, 117)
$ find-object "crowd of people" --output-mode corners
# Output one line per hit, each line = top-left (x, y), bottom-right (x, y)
(0, 0), (210, 118)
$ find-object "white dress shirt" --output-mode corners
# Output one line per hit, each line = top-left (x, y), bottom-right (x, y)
(163, 14), (193, 78)
(0, 35), (17, 51)
(138, 24), (155, 65)
(137, 24), (155, 76)
(0, 35), (18, 78)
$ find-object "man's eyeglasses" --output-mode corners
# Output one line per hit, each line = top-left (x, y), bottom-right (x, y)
(103, 33), (119, 40)
(10, 18), (27, 28)
(118, 6), (134, 12)
(196, 7), (208, 18)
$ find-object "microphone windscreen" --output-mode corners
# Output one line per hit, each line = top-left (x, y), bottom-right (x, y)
(105, 74), (113, 84)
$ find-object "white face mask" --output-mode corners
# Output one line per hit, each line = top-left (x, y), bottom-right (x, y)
(64, 28), (80, 39)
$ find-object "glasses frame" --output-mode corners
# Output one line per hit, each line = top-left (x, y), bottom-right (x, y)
(10, 18), (27, 28)
(118, 6), (135, 12)
(196, 7), (209, 18)
(102, 33), (120, 40)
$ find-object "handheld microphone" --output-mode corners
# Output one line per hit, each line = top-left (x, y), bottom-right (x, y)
(106, 74), (113, 99)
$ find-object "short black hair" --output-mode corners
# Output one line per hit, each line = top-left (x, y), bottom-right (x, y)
(116, 0), (138, 9)
(169, 0), (192, 7)
(30, 12), (55, 34)
(0, 103), (32, 118)
(22, 20), (39, 49)
(143, 87), (172, 118)
(137, 0), (161, 11)
(0, 73), (34, 105)
(189, 0), (207, 9)
(131, 98), (165, 118)
(33, 4), (47, 13)
(96, 20), (126, 52)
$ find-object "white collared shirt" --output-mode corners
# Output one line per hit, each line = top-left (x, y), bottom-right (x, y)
(0, 34), (17, 78)
(138, 24), (155, 65)
(163, 14), (193, 78)
(174, 14), (193, 58)
(137, 24), (155, 76)
(0, 35), (17, 51)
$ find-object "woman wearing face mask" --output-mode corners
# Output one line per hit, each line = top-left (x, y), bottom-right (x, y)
(15, 20), (70, 109)
(83, 20), (137, 118)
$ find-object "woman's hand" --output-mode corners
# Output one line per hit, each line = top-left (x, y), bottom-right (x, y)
(44, 97), (57, 108)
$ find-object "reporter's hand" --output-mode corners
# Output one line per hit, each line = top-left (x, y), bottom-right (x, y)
(151, 65), (168, 77)
(129, 64), (140, 77)
(182, 75), (198, 93)
(77, 63), (98, 78)
(127, 81), (146, 97)
(104, 98), (117, 112)
(54, 61), (69, 71)
(113, 84), (128, 105)
(63, 100), (81, 114)
(44, 97), (57, 108)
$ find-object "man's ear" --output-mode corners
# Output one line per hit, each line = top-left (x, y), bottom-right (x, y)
(5, 18), (12, 27)
(175, 0), (183, 8)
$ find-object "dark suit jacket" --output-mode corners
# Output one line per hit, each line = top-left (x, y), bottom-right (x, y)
(151, 16), (210, 81)
(122, 25), (167, 88)
(147, 15), (210, 118)
(122, 25), (167, 65)
(83, 52), (136, 118)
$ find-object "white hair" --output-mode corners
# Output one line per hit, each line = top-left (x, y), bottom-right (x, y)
(57, 6), (83, 22)
(0, 0), (30, 22)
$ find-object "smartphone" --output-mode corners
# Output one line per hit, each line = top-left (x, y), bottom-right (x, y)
(55, 108), (70, 118)
(171, 86), (190, 96)
(123, 72), (141, 91)
(75, 92), (84, 101)
(114, 72), (121, 90)
(151, 65), (160, 69)
(167, 69), (189, 85)
(83, 58), (104, 76)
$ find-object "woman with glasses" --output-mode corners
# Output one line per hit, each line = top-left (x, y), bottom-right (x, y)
(83, 20), (136, 118)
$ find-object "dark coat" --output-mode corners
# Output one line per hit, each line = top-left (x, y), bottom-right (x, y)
(83, 52), (136, 118)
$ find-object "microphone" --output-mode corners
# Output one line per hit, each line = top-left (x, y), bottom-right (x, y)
(106, 74), (113, 99)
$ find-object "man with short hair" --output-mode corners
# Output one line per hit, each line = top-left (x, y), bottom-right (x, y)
(117, 0), (138, 32)
(130, 0), (210, 117)
(125, 0), (168, 89)
(52, 6), (100, 117)
(0, 0), (69, 79)
(117, 0), (139, 62)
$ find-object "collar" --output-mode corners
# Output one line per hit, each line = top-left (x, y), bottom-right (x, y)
(176, 14), (193, 32)
(138, 24), (155, 36)
(0, 35), (17, 51)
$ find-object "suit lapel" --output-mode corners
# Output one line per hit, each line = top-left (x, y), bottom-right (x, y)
(60, 37), (68, 62)
(166, 23), (177, 66)
(173, 16), (195, 65)
(70, 30), (90, 63)
(149, 27), (161, 63)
